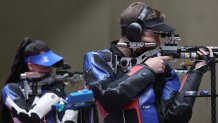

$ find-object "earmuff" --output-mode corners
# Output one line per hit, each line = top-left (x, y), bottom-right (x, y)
(125, 7), (152, 42)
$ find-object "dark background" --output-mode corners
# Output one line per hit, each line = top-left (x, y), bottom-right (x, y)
(0, 0), (218, 122)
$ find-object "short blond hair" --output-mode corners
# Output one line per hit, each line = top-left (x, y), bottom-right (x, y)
(120, 2), (165, 35)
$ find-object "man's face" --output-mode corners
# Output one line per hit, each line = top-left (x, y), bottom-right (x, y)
(132, 30), (160, 57)
(141, 30), (160, 46)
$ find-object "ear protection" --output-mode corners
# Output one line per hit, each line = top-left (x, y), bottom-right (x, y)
(125, 7), (152, 42)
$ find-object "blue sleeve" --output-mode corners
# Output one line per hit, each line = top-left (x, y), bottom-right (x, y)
(83, 51), (115, 83)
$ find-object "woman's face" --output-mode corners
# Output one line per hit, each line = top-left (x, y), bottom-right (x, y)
(28, 63), (53, 74)
(26, 50), (54, 74)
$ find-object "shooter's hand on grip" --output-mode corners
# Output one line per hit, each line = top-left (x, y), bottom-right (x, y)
(144, 56), (170, 74)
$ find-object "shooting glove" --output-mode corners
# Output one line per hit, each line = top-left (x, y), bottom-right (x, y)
(191, 55), (214, 73)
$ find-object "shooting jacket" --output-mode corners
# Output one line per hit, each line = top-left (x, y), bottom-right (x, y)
(2, 81), (78, 123)
(83, 41), (205, 123)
